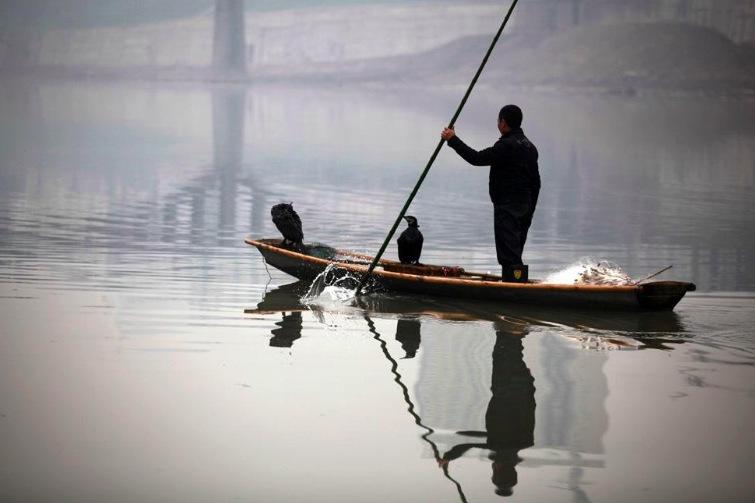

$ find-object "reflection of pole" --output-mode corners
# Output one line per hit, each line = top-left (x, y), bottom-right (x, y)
(212, 0), (247, 79)
(363, 316), (468, 503)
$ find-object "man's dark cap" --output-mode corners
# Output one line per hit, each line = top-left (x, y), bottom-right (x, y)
(498, 105), (523, 128)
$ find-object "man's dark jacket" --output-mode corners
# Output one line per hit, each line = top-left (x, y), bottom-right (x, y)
(447, 128), (540, 207)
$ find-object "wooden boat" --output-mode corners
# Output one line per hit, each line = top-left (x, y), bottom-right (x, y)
(244, 238), (696, 311)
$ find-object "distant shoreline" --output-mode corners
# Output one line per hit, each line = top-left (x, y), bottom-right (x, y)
(3, 66), (754, 102)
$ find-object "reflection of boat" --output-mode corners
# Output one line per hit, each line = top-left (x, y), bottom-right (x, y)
(246, 285), (680, 497)
(245, 238), (696, 311)
(244, 281), (688, 348)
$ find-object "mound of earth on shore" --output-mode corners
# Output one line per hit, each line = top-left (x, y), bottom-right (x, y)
(341, 22), (755, 93)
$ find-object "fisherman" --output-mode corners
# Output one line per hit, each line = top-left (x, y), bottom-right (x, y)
(441, 105), (540, 282)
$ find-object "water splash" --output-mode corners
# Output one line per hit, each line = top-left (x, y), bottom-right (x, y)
(544, 258), (634, 286)
(301, 264), (381, 308)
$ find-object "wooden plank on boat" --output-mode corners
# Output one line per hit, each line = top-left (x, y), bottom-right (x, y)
(382, 263), (465, 277)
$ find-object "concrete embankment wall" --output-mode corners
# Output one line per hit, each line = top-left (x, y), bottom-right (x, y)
(0, 4), (502, 71)
(517, 0), (755, 44)
(1, 0), (753, 75)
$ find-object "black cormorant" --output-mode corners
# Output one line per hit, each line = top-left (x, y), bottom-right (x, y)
(271, 203), (303, 249)
(397, 215), (423, 264)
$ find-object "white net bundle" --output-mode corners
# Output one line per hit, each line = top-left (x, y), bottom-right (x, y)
(544, 259), (635, 286)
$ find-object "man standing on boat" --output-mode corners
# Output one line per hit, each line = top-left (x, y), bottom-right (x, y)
(441, 105), (540, 282)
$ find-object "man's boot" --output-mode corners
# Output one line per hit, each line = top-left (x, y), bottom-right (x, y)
(502, 264), (528, 283)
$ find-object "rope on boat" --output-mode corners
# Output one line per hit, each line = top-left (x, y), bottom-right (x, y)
(355, 0), (520, 295)
(261, 256), (273, 291)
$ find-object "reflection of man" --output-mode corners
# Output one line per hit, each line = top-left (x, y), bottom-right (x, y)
(440, 327), (535, 497)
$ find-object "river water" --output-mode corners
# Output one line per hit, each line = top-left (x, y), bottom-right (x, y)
(0, 79), (754, 502)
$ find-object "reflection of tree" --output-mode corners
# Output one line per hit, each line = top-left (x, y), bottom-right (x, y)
(441, 328), (535, 498)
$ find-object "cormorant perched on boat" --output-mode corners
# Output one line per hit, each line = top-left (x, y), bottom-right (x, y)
(397, 215), (423, 265)
(271, 203), (303, 250)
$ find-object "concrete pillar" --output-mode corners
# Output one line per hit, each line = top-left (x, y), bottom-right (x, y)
(212, 0), (246, 79)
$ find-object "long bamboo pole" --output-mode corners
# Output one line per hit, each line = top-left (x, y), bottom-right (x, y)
(355, 0), (520, 295)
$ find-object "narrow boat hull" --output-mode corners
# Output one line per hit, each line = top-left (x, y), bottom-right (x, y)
(245, 238), (695, 311)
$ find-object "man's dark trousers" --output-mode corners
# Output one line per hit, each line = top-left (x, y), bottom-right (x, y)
(493, 198), (536, 268)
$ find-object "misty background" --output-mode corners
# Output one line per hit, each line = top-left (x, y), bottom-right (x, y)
(1, 4), (755, 503)
(1, 0), (753, 92)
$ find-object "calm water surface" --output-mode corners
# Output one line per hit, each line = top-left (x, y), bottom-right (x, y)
(1, 80), (754, 502)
